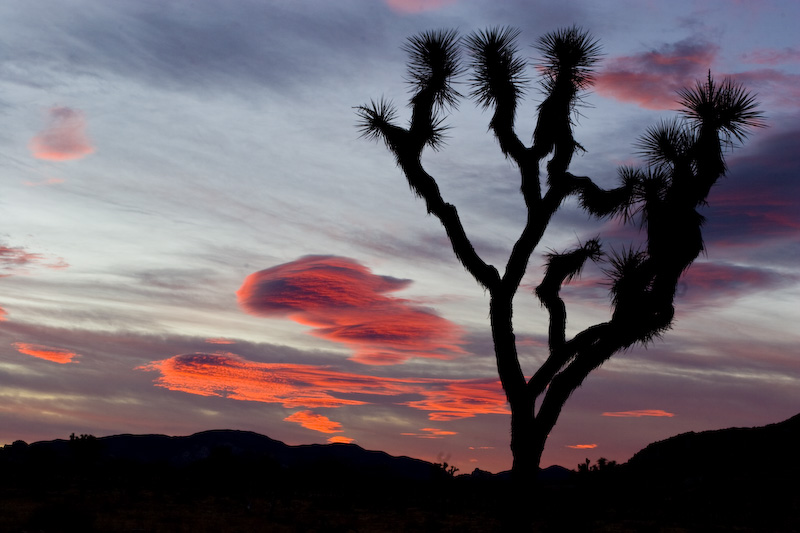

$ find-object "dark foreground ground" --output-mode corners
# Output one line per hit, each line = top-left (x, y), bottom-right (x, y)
(2, 416), (799, 532)
(2, 465), (798, 532)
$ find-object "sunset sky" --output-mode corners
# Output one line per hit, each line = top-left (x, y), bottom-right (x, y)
(1, 0), (798, 474)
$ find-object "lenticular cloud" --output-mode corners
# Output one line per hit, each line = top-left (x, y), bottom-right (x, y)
(237, 255), (465, 365)
(29, 107), (94, 161)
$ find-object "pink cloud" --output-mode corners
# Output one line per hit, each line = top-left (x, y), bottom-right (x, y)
(602, 410), (675, 418)
(139, 352), (509, 421)
(0, 306), (8, 321)
(0, 245), (69, 277)
(595, 38), (717, 109)
(718, 69), (800, 109)
(284, 410), (343, 433)
(237, 256), (465, 365)
(384, 0), (457, 14)
(22, 177), (66, 187)
(29, 107), (94, 161)
(13, 342), (80, 364)
(678, 262), (795, 307)
(741, 47), (800, 65)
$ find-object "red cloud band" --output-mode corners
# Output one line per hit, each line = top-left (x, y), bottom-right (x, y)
(237, 256), (465, 365)
(139, 352), (509, 421)
(13, 342), (80, 364)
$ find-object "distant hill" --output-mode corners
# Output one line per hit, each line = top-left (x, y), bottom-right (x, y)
(2, 416), (798, 532)
(4, 414), (799, 485)
(1, 429), (437, 483)
(624, 412), (800, 484)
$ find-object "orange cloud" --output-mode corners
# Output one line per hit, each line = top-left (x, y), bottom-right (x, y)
(327, 436), (355, 444)
(13, 342), (80, 364)
(566, 444), (598, 449)
(401, 427), (458, 439)
(284, 410), (343, 433)
(139, 352), (509, 421)
(384, 0), (457, 13)
(402, 380), (510, 420)
(205, 337), (236, 345)
(237, 256), (465, 365)
(0, 306), (7, 321)
(29, 107), (94, 161)
(602, 410), (675, 418)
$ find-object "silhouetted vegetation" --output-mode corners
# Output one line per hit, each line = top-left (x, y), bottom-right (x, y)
(357, 27), (764, 487)
(1, 419), (797, 531)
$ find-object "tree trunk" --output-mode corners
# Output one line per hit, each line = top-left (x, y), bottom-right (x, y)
(510, 400), (546, 482)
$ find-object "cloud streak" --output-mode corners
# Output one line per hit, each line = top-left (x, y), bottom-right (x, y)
(284, 410), (343, 434)
(595, 37), (717, 109)
(401, 427), (458, 439)
(602, 410), (675, 418)
(13, 342), (80, 364)
(139, 352), (509, 421)
(0, 245), (69, 277)
(29, 107), (94, 161)
(237, 256), (465, 365)
(741, 47), (800, 65)
(384, 0), (457, 13)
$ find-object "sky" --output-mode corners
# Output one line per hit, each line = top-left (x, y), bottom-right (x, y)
(1, 0), (798, 474)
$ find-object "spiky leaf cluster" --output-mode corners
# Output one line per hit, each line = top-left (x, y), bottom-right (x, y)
(604, 247), (650, 309)
(636, 118), (696, 170)
(577, 167), (640, 220)
(355, 98), (399, 144)
(403, 29), (463, 110)
(465, 27), (529, 110)
(535, 26), (601, 94)
(543, 238), (602, 286)
(679, 73), (765, 144)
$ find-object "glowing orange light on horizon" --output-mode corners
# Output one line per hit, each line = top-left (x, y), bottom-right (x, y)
(327, 436), (355, 444)
(602, 410), (675, 418)
(566, 444), (598, 449)
(13, 342), (80, 364)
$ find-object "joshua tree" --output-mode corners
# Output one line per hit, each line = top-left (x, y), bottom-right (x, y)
(356, 27), (763, 482)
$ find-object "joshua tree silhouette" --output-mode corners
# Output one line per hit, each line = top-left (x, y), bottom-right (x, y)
(357, 27), (763, 483)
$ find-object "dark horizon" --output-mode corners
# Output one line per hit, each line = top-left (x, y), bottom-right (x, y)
(1, 0), (799, 475)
